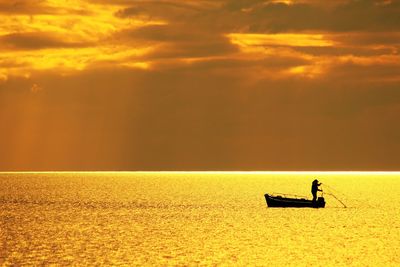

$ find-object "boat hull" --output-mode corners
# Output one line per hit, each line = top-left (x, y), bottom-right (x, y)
(264, 194), (325, 208)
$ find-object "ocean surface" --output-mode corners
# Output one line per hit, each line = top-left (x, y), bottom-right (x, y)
(0, 172), (399, 266)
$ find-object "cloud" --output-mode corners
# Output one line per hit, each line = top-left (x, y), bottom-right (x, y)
(114, 24), (238, 60)
(241, 0), (400, 33)
(1, 0), (399, 78)
(0, 0), (53, 14)
(0, 0), (91, 15)
(111, 0), (400, 33)
(115, 1), (205, 19)
(332, 32), (400, 46)
(0, 32), (90, 50)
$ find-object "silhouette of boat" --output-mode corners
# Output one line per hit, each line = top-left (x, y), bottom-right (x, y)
(264, 193), (325, 208)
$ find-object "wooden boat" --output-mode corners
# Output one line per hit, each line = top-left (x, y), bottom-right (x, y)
(264, 193), (325, 208)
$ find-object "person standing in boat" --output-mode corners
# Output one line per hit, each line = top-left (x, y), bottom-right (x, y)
(311, 179), (322, 203)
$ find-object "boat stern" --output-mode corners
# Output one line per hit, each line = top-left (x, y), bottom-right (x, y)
(317, 197), (326, 208)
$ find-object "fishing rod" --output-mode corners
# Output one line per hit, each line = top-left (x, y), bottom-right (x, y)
(323, 192), (347, 208)
(323, 183), (346, 196)
(323, 183), (373, 208)
(321, 184), (347, 208)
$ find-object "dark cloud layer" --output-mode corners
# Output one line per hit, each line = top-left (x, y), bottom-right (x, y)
(0, 0), (89, 15)
(0, 1), (53, 14)
(0, 32), (89, 50)
(248, 0), (400, 32)
(116, 24), (238, 59)
(114, 0), (400, 33)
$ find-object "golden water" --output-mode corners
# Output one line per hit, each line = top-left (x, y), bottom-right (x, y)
(0, 172), (399, 266)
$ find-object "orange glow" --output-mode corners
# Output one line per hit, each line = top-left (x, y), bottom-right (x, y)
(228, 33), (334, 48)
(269, 0), (295, 5)
(287, 65), (325, 78)
(1, 0), (400, 172)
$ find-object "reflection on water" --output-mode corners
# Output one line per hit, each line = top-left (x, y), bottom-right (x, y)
(0, 172), (399, 266)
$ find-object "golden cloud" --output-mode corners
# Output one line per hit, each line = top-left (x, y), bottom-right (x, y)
(0, 0), (399, 82)
(0, 0), (165, 79)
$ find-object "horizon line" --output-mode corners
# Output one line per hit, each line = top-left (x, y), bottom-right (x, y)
(1, 171), (400, 175)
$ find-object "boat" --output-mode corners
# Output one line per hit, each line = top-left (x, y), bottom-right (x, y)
(264, 193), (325, 208)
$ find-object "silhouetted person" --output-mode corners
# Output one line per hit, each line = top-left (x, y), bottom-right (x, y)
(311, 179), (322, 203)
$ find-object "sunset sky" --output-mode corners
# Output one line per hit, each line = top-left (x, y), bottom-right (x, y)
(1, 0), (399, 171)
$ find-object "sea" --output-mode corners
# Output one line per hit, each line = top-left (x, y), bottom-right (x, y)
(0, 172), (399, 266)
